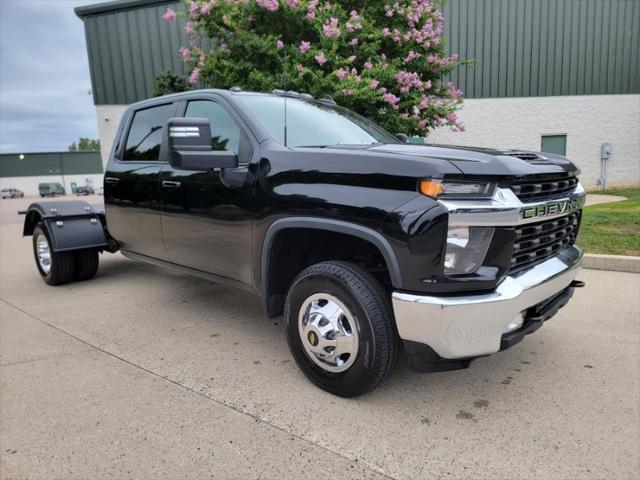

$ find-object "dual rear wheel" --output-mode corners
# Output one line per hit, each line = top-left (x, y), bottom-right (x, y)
(33, 224), (99, 285)
(31, 224), (397, 396)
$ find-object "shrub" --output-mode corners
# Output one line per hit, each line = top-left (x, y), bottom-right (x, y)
(163, 0), (464, 135)
(153, 70), (190, 97)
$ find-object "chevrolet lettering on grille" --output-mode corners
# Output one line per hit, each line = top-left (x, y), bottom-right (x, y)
(520, 196), (585, 220)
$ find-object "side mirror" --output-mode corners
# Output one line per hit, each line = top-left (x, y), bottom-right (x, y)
(167, 117), (238, 171)
(395, 133), (410, 143)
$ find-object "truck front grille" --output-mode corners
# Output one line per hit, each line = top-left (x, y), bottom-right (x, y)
(510, 176), (578, 202)
(509, 212), (581, 275)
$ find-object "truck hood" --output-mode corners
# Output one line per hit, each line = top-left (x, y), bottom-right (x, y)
(368, 143), (579, 177)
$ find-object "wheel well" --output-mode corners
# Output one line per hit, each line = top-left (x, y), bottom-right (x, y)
(264, 228), (392, 317)
(23, 210), (42, 236)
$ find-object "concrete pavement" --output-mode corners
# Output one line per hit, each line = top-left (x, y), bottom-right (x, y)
(0, 197), (639, 479)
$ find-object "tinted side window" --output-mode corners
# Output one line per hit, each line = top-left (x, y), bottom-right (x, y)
(124, 104), (174, 161)
(185, 101), (240, 154)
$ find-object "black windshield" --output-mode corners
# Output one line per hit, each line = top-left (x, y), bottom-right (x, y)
(238, 96), (398, 148)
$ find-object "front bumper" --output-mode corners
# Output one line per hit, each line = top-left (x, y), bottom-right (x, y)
(391, 245), (583, 361)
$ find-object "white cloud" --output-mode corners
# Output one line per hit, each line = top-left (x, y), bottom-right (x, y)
(0, 0), (104, 153)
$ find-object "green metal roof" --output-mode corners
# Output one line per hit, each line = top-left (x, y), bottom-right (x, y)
(75, 0), (171, 18)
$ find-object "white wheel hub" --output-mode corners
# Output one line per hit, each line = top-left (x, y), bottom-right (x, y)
(298, 293), (359, 373)
(36, 234), (52, 274)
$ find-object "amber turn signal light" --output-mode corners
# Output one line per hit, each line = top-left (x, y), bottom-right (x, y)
(419, 179), (444, 198)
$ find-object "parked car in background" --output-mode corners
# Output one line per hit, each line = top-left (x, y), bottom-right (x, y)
(1, 188), (24, 199)
(38, 183), (65, 197)
(75, 185), (95, 196)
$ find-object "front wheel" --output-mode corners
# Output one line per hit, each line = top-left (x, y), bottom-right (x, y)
(33, 224), (75, 285)
(284, 261), (397, 397)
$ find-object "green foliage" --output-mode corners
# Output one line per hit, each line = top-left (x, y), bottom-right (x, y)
(153, 70), (190, 97)
(167, 0), (464, 135)
(68, 138), (100, 152)
(577, 188), (640, 256)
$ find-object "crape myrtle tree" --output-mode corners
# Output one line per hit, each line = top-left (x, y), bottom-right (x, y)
(162, 0), (464, 136)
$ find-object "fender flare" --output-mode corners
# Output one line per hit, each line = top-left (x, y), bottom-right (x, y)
(260, 217), (404, 297)
(22, 200), (109, 253)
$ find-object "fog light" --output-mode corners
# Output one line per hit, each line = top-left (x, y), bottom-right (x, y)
(504, 314), (524, 333)
(444, 226), (494, 275)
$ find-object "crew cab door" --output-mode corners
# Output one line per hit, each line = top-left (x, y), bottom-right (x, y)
(160, 98), (255, 285)
(104, 102), (177, 260)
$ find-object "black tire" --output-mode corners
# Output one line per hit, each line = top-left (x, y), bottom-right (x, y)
(284, 261), (397, 397)
(32, 224), (75, 285)
(74, 250), (99, 281)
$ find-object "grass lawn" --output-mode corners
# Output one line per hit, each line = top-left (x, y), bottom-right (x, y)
(577, 187), (640, 256)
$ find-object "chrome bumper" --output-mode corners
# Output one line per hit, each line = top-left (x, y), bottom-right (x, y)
(391, 245), (583, 359)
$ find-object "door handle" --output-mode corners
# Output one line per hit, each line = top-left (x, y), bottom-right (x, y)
(104, 177), (119, 185)
(162, 180), (182, 189)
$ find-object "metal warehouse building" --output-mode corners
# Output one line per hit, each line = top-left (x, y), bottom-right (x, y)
(75, 0), (639, 189)
(0, 152), (103, 196)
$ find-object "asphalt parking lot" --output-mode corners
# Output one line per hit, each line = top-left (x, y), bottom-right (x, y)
(1, 196), (639, 479)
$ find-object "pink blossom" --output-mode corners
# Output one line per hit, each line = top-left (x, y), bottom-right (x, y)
(336, 68), (349, 80)
(199, 54), (206, 66)
(364, 61), (373, 70)
(276, 40), (284, 49)
(369, 80), (379, 89)
(446, 113), (458, 124)
(383, 92), (400, 109)
(200, 2), (213, 15)
(342, 88), (353, 95)
(189, 1), (199, 18)
(184, 22), (194, 35)
(162, 7), (176, 23)
(323, 18), (340, 38)
(350, 10), (359, 19)
(299, 41), (311, 53)
(189, 67), (200, 85)
(306, 10), (315, 20)
(350, 38), (358, 46)
(219, 43), (229, 52)
(257, 0), (279, 12)
(314, 52), (327, 65)
(382, 27), (390, 36)
(287, 0), (299, 7)
(404, 51), (421, 64)
(179, 47), (190, 63)
(419, 97), (429, 109)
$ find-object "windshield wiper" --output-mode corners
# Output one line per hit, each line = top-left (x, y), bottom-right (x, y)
(296, 142), (383, 149)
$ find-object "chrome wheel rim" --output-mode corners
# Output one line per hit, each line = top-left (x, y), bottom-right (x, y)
(298, 293), (359, 373)
(36, 234), (52, 274)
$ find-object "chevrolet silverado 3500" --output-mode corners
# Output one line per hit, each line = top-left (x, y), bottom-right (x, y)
(22, 89), (585, 396)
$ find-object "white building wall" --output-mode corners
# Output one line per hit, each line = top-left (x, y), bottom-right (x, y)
(94, 95), (640, 190)
(96, 105), (127, 167)
(427, 94), (640, 189)
(0, 174), (104, 197)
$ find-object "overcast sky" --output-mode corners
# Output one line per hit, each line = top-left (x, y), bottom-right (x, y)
(0, 0), (104, 153)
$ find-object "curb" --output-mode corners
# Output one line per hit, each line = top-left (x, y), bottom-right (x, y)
(583, 253), (640, 274)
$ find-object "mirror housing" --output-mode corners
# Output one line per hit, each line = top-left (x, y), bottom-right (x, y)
(167, 117), (238, 171)
(395, 133), (410, 143)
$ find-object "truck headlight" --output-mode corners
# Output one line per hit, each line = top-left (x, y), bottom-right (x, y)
(419, 179), (495, 199)
(444, 226), (494, 275)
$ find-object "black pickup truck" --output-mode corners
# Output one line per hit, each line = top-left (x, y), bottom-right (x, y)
(22, 89), (585, 396)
